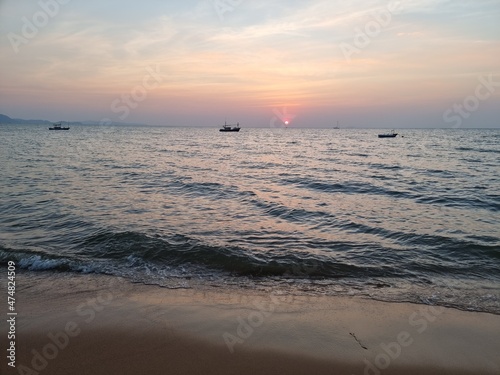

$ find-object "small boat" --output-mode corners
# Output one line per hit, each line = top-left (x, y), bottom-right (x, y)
(378, 130), (397, 138)
(219, 121), (241, 132)
(333, 121), (340, 129)
(49, 122), (70, 131)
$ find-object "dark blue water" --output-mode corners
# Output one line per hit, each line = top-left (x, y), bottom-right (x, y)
(1, 125), (499, 313)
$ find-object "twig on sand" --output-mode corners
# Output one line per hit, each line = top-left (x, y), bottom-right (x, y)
(349, 332), (368, 350)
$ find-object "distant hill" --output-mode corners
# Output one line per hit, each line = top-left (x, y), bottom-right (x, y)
(0, 114), (147, 126)
(0, 114), (15, 123)
(0, 113), (52, 125)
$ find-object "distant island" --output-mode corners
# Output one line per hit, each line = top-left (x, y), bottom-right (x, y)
(0, 113), (148, 126)
(0, 113), (85, 126)
(0, 113), (54, 125)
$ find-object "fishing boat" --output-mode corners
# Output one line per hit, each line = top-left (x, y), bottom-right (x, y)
(219, 121), (240, 132)
(49, 122), (70, 131)
(378, 130), (397, 138)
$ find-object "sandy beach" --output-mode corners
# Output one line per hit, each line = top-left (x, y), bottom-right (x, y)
(2, 271), (500, 375)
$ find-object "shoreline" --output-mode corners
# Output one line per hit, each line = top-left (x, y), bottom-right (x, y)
(2, 271), (500, 375)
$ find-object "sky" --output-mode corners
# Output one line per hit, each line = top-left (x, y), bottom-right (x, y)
(0, 0), (499, 128)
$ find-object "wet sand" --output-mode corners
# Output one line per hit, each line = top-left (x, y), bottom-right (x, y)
(2, 272), (500, 375)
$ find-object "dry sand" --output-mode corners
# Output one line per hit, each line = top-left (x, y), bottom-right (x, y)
(2, 272), (499, 375)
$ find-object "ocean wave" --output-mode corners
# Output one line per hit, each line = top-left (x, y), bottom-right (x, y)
(281, 175), (499, 212)
(3, 227), (499, 281)
(0, 231), (398, 279)
(72, 230), (383, 278)
(456, 146), (500, 154)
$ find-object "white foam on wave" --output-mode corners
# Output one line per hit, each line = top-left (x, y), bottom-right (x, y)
(19, 255), (66, 271)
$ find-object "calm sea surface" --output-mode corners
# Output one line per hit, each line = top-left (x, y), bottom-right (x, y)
(1, 125), (499, 313)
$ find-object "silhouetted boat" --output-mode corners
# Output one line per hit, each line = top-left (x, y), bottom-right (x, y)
(378, 130), (397, 138)
(219, 121), (240, 132)
(49, 122), (70, 130)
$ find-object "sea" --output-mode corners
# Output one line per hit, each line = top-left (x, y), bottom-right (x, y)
(1, 124), (499, 314)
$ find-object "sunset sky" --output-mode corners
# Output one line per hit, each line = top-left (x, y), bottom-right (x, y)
(0, 0), (499, 128)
